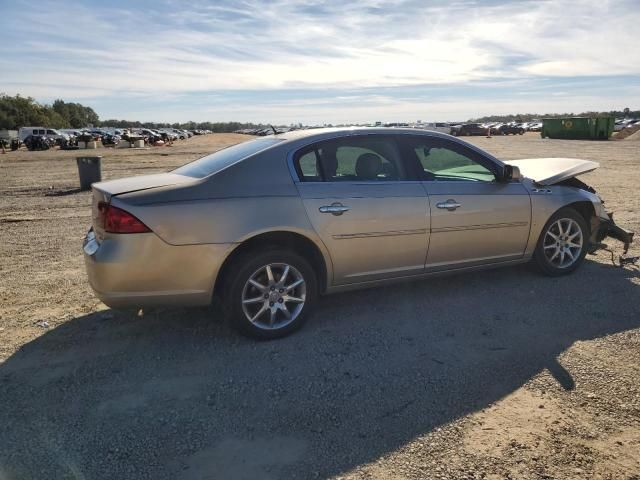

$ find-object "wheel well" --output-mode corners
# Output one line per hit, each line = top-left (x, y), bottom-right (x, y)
(213, 231), (328, 299)
(565, 201), (596, 231)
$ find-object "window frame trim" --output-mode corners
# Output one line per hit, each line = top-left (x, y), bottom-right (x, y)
(288, 131), (506, 184)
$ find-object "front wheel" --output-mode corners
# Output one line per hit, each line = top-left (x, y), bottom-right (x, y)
(224, 249), (317, 339)
(533, 208), (589, 276)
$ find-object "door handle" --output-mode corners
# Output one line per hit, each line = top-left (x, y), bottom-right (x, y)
(319, 203), (350, 216)
(436, 199), (461, 211)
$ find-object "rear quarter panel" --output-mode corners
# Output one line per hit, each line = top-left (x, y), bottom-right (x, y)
(115, 148), (312, 245)
(111, 146), (335, 284)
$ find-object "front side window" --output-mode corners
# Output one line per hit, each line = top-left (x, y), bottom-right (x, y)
(294, 136), (405, 182)
(405, 137), (496, 182)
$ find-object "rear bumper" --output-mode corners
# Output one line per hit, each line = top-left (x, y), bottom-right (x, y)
(83, 229), (234, 308)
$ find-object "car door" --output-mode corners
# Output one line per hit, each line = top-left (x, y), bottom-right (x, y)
(399, 135), (531, 271)
(293, 135), (430, 285)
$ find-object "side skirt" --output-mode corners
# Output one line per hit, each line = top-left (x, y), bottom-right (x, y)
(325, 257), (532, 295)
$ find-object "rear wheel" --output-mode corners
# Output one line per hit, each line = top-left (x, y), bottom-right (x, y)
(224, 249), (317, 339)
(533, 208), (588, 276)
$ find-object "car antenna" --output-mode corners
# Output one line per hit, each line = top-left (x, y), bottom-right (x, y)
(270, 124), (278, 135)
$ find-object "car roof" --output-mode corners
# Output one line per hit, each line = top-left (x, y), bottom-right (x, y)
(276, 126), (457, 143)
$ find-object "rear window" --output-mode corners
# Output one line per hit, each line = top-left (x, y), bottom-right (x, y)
(173, 137), (282, 178)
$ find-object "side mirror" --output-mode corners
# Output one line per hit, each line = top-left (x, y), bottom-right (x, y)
(503, 165), (522, 182)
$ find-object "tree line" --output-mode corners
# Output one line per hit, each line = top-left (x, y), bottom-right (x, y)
(0, 94), (262, 132)
(0, 94), (99, 130)
(3, 93), (636, 132)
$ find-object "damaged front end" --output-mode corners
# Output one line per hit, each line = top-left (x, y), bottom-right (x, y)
(592, 212), (636, 262)
(555, 177), (635, 260)
(509, 157), (636, 265)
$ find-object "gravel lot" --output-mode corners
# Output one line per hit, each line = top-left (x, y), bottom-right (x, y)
(1, 133), (639, 479)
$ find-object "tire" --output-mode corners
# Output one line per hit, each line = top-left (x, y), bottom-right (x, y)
(533, 208), (589, 276)
(224, 248), (317, 339)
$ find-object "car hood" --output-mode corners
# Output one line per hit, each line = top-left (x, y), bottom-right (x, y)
(504, 158), (599, 185)
(93, 172), (195, 198)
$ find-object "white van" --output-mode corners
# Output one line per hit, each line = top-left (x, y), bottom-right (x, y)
(18, 127), (69, 142)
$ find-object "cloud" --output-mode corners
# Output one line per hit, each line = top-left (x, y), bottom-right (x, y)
(0, 0), (638, 122)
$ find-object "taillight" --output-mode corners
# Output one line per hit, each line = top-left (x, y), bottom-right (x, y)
(98, 201), (151, 234)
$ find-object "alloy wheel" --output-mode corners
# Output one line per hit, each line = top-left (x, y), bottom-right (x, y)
(542, 218), (583, 269)
(241, 263), (306, 330)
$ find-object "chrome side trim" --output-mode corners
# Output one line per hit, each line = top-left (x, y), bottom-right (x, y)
(332, 228), (428, 240)
(431, 222), (529, 233)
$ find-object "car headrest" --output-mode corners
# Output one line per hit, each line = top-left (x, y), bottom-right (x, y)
(355, 153), (382, 180)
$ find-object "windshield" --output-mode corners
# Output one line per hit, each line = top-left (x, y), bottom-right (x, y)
(173, 137), (282, 178)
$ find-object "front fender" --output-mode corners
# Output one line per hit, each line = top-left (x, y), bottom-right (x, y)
(524, 181), (604, 256)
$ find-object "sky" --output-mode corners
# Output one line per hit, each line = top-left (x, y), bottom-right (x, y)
(1, 0), (639, 124)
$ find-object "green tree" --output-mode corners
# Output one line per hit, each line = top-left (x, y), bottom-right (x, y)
(0, 94), (101, 129)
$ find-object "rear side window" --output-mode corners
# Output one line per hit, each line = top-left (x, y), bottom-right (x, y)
(294, 136), (405, 182)
(297, 150), (321, 181)
(173, 137), (282, 178)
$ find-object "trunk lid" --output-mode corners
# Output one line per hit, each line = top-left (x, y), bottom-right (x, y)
(504, 158), (599, 185)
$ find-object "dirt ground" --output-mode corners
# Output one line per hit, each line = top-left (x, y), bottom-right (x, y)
(0, 133), (639, 479)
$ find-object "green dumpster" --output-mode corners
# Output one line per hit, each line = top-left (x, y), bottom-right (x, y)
(541, 117), (613, 140)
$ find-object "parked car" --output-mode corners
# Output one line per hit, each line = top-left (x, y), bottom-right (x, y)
(18, 127), (69, 143)
(83, 127), (633, 339)
(450, 123), (489, 136)
(614, 119), (638, 131)
(494, 123), (525, 135)
(166, 129), (188, 140)
(101, 133), (120, 146)
(23, 135), (55, 151)
(422, 122), (452, 134)
(138, 129), (163, 143)
(528, 122), (543, 132)
(157, 129), (179, 141)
